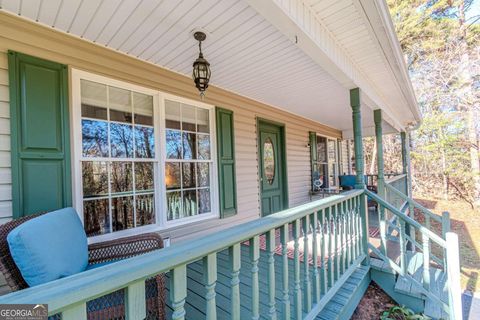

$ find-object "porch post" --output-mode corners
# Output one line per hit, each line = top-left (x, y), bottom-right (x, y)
(401, 131), (414, 249)
(400, 132), (412, 198)
(350, 88), (369, 264)
(374, 110), (387, 256)
(350, 88), (365, 189)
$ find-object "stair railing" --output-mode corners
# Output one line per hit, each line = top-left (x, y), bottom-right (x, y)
(385, 183), (452, 268)
(365, 189), (462, 320)
(0, 190), (368, 319)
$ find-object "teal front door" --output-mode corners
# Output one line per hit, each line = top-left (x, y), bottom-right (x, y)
(258, 121), (287, 216)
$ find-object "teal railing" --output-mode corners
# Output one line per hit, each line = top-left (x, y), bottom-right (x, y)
(366, 189), (462, 320)
(0, 190), (367, 319)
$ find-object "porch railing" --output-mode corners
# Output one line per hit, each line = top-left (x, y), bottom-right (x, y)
(366, 189), (462, 320)
(0, 190), (368, 319)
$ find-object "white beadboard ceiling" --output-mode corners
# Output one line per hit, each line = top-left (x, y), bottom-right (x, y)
(0, 0), (417, 136)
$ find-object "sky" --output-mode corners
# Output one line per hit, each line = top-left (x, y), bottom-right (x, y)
(466, 0), (480, 23)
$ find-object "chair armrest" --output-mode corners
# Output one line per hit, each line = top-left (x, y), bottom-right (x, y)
(88, 233), (163, 265)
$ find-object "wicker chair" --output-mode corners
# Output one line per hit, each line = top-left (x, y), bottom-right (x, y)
(0, 212), (166, 320)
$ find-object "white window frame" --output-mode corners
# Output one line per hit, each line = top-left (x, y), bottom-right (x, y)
(71, 69), (219, 243)
(316, 134), (340, 190)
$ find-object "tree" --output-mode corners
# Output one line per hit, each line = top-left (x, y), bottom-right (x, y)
(385, 0), (480, 206)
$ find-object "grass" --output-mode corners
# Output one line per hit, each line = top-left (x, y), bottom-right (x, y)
(413, 197), (480, 292)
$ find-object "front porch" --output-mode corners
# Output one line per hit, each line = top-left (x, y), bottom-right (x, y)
(0, 0), (464, 319)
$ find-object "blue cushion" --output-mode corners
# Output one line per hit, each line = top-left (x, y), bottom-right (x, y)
(339, 175), (356, 188)
(7, 208), (88, 287)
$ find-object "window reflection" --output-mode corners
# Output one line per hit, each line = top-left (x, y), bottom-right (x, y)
(166, 130), (182, 159)
(112, 196), (134, 232)
(136, 194), (155, 226)
(135, 126), (154, 158)
(183, 132), (196, 159)
(82, 161), (108, 198)
(135, 162), (154, 191)
(83, 199), (110, 237)
(110, 162), (133, 194)
(82, 120), (108, 157)
(110, 123), (133, 158)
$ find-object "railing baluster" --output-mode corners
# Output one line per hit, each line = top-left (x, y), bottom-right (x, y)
(333, 207), (339, 281)
(310, 212), (320, 304)
(267, 229), (277, 319)
(280, 224), (291, 320)
(422, 233), (430, 291)
(338, 204), (345, 274)
(344, 202), (351, 269)
(62, 303), (86, 320)
(126, 280), (146, 320)
(347, 200), (354, 265)
(170, 265), (187, 320)
(203, 253), (217, 320)
(442, 211), (451, 269)
(302, 216), (312, 312)
(399, 219), (407, 276)
(326, 207), (334, 288)
(319, 209), (327, 295)
(356, 197), (362, 257)
(249, 236), (260, 320)
(229, 244), (241, 320)
(293, 219), (302, 320)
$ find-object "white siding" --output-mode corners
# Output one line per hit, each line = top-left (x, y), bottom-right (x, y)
(0, 51), (11, 223)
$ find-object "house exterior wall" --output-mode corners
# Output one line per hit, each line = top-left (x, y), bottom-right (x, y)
(0, 50), (11, 225)
(0, 14), (343, 244)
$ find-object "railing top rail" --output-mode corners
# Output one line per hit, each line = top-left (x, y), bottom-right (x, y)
(385, 173), (407, 184)
(365, 189), (446, 248)
(0, 189), (363, 312)
(385, 183), (443, 223)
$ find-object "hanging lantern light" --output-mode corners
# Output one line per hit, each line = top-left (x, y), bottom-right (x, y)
(192, 31), (211, 98)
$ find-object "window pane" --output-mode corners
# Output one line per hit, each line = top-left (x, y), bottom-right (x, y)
(328, 140), (336, 162)
(197, 108), (209, 133)
(197, 163), (209, 187)
(112, 196), (134, 231)
(110, 123), (133, 158)
(135, 162), (154, 191)
(197, 134), (210, 160)
(109, 86), (132, 123)
(182, 104), (196, 132)
(111, 162), (133, 194)
(317, 137), (327, 163)
(82, 119), (108, 157)
(167, 191), (181, 221)
(136, 193), (155, 226)
(81, 80), (107, 119)
(165, 162), (181, 190)
(198, 188), (211, 214)
(135, 126), (155, 158)
(183, 190), (197, 217)
(133, 92), (153, 126)
(182, 132), (196, 160)
(83, 199), (110, 237)
(165, 100), (181, 129)
(182, 162), (196, 188)
(82, 161), (108, 198)
(166, 130), (182, 159)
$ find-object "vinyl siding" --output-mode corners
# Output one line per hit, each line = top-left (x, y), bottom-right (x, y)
(0, 50), (11, 225)
(0, 16), (342, 245)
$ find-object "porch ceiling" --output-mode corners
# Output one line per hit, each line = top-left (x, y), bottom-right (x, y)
(0, 0), (417, 137)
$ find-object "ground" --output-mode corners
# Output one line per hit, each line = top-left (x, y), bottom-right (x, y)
(413, 197), (480, 292)
(352, 282), (396, 319)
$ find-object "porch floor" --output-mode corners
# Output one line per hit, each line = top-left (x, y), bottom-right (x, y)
(165, 244), (368, 319)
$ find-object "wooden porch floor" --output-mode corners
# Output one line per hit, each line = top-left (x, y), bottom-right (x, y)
(164, 244), (369, 319)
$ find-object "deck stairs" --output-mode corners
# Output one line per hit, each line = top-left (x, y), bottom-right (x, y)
(371, 251), (448, 319)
